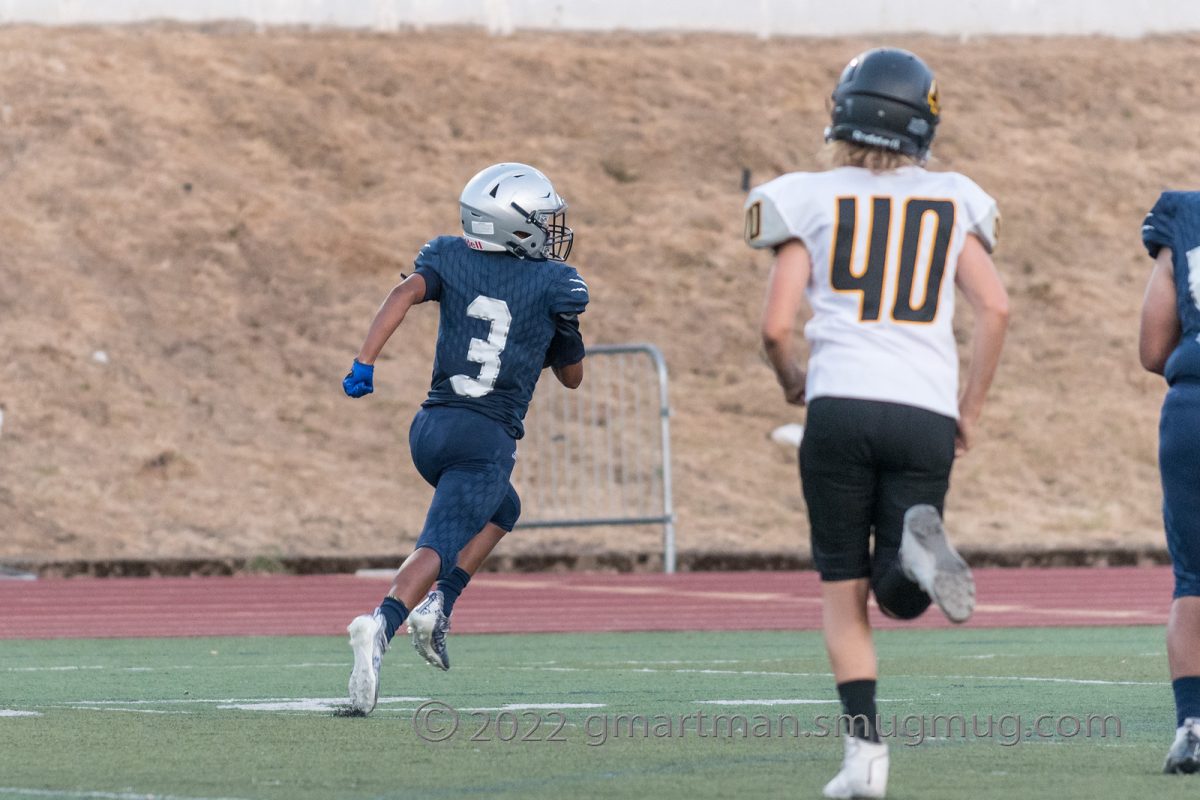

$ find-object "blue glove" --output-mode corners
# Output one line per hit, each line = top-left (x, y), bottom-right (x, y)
(343, 359), (374, 398)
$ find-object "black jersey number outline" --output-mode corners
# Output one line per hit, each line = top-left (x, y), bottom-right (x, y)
(830, 196), (955, 323)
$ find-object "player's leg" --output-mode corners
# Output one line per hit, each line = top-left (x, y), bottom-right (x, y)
(800, 398), (889, 799)
(437, 486), (520, 618)
(868, 404), (962, 622)
(346, 408), (515, 707)
(345, 544), (442, 714)
(409, 488), (520, 670)
(1159, 384), (1200, 773)
(399, 408), (517, 670)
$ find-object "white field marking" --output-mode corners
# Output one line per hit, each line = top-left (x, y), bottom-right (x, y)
(695, 699), (835, 707)
(219, 700), (346, 713)
(955, 654), (997, 660)
(0, 710), (41, 717)
(910, 674), (1165, 687)
(0, 789), (255, 800)
(695, 698), (910, 706)
(630, 667), (833, 678)
(619, 659), (744, 665)
(67, 707), (195, 715)
(62, 696), (428, 707)
(8, 662), (349, 675)
(458, 703), (607, 712)
(3, 665), (108, 672)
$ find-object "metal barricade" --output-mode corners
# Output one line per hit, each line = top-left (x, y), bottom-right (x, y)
(514, 343), (675, 573)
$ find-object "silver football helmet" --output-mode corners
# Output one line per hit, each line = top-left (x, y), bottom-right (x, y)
(459, 163), (574, 262)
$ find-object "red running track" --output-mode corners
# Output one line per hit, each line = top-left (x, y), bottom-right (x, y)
(0, 567), (1174, 640)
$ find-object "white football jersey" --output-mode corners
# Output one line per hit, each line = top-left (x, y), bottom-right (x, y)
(745, 166), (999, 419)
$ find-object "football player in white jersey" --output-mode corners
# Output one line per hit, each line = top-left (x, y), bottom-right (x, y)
(745, 48), (1009, 799)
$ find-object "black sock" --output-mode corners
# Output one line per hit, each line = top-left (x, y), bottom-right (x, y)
(378, 597), (408, 642)
(837, 679), (880, 743)
(1174, 676), (1200, 728)
(437, 566), (472, 617)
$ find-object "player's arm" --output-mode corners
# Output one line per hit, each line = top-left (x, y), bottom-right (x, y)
(760, 239), (811, 406)
(545, 312), (585, 389)
(356, 273), (428, 364)
(1139, 248), (1180, 375)
(343, 273), (428, 398)
(953, 234), (1010, 453)
(552, 361), (583, 389)
(546, 268), (589, 390)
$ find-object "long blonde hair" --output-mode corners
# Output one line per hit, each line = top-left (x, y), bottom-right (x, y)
(822, 141), (920, 173)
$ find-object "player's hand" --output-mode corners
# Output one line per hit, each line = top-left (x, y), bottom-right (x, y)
(955, 414), (976, 456)
(783, 382), (806, 406)
(778, 364), (806, 406)
(343, 359), (374, 398)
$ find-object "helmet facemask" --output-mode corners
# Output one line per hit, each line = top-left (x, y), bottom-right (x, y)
(512, 201), (573, 262)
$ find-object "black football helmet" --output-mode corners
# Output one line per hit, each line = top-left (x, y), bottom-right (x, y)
(825, 48), (940, 161)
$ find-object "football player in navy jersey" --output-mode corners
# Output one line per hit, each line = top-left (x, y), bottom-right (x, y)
(341, 163), (589, 714)
(1140, 191), (1200, 773)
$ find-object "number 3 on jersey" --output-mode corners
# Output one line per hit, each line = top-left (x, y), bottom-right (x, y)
(450, 295), (512, 398)
(831, 196), (954, 323)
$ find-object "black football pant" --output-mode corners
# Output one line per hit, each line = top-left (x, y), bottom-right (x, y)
(799, 397), (957, 619)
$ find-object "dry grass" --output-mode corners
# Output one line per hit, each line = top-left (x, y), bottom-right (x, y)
(0, 26), (1194, 561)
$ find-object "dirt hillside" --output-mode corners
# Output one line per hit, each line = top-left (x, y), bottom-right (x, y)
(0, 25), (1195, 564)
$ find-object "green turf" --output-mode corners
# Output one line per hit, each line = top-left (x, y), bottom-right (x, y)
(0, 627), (1193, 799)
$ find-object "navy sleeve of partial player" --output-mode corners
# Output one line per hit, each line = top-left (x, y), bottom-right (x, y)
(1143, 193), (1178, 258)
(543, 314), (585, 369)
(412, 238), (444, 302)
(550, 267), (589, 315)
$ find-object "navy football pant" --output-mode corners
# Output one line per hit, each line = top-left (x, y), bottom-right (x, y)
(409, 406), (521, 581)
(1160, 380), (1200, 599)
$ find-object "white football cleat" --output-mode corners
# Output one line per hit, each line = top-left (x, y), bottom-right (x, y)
(346, 611), (388, 714)
(899, 504), (975, 624)
(1164, 718), (1200, 774)
(408, 590), (451, 671)
(822, 736), (889, 798)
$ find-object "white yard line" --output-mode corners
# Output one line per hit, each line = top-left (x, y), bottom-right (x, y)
(3, 666), (108, 673)
(694, 698), (910, 706)
(630, 667), (834, 678)
(0, 789), (255, 800)
(458, 703), (607, 711)
(5, 662), (348, 674)
(60, 696), (428, 707)
(916, 674), (1165, 687)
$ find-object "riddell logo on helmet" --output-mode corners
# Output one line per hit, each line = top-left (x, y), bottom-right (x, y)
(850, 129), (902, 150)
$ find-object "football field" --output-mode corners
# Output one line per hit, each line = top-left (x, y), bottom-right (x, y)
(0, 625), (1194, 800)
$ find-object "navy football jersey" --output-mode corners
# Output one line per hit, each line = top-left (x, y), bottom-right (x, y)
(1143, 192), (1200, 382)
(413, 236), (589, 438)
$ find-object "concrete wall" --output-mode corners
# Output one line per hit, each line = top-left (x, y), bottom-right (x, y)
(1, 0), (1197, 37)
